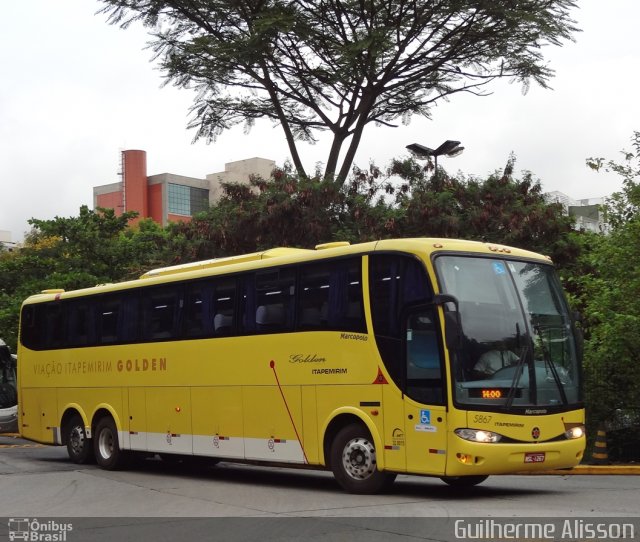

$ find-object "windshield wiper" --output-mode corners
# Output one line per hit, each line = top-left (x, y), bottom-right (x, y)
(505, 323), (528, 409)
(534, 324), (568, 405)
(505, 345), (528, 409)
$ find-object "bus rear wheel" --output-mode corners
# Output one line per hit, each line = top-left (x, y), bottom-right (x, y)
(65, 414), (93, 464)
(330, 424), (396, 494)
(440, 475), (488, 487)
(93, 417), (128, 470)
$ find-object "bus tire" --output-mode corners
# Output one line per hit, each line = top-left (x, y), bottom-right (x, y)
(65, 414), (93, 464)
(93, 417), (128, 470)
(440, 475), (488, 487)
(330, 423), (396, 494)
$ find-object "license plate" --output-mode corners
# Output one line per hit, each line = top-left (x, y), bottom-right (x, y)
(524, 452), (546, 463)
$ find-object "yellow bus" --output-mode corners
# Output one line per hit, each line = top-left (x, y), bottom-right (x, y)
(17, 238), (585, 493)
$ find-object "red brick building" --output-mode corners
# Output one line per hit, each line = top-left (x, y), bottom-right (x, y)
(93, 150), (274, 226)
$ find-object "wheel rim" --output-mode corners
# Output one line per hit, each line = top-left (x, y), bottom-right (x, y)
(98, 427), (114, 460)
(69, 425), (85, 455)
(342, 436), (376, 480)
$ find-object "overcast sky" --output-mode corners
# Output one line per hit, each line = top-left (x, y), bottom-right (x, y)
(2, 0), (639, 242)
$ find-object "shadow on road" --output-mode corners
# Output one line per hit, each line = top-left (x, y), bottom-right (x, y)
(8, 440), (562, 499)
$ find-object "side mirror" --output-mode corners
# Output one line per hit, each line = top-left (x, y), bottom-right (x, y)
(433, 294), (462, 350)
(433, 293), (459, 309)
(443, 311), (461, 351)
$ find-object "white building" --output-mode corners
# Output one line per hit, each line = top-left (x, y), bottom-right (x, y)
(0, 230), (16, 251)
(545, 191), (607, 233)
(207, 157), (276, 203)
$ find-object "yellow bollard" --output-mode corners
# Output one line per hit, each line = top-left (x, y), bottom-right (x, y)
(591, 424), (609, 464)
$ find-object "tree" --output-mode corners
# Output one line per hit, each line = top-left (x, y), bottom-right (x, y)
(26, 206), (139, 282)
(587, 131), (640, 229)
(580, 221), (640, 432)
(169, 154), (576, 269)
(169, 164), (398, 260)
(388, 155), (578, 267)
(100, 0), (578, 181)
(0, 207), (172, 350)
(580, 133), (640, 437)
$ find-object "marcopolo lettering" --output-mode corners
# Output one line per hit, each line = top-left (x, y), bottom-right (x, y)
(340, 333), (368, 341)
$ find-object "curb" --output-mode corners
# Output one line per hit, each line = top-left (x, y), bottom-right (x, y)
(519, 465), (640, 475)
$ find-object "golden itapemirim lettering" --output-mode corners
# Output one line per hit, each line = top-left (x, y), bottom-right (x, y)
(116, 358), (167, 372)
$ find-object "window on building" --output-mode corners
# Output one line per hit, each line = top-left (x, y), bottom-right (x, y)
(168, 183), (209, 216)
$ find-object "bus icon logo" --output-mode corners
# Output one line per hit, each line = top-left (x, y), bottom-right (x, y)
(420, 410), (431, 425)
(8, 518), (29, 541)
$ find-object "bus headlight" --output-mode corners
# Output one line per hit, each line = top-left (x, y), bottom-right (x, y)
(455, 428), (503, 443)
(564, 426), (585, 440)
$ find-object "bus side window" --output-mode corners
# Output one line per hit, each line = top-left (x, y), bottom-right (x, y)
(68, 301), (96, 347)
(254, 268), (295, 333)
(369, 254), (432, 385)
(212, 277), (236, 336)
(298, 263), (331, 331)
(98, 296), (121, 344)
(183, 282), (211, 338)
(43, 303), (66, 349)
(143, 286), (180, 341)
(297, 258), (366, 333)
(325, 258), (366, 333)
(20, 305), (41, 350)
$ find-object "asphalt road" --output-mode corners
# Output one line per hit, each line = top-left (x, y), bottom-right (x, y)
(1, 434), (638, 541)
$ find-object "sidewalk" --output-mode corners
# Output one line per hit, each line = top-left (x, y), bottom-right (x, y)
(521, 464), (640, 475)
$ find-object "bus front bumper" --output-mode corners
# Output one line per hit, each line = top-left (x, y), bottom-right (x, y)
(444, 434), (586, 477)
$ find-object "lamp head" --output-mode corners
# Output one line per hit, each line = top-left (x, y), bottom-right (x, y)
(406, 143), (435, 158)
(434, 140), (462, 156)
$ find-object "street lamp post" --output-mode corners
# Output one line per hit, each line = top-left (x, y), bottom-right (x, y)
(406, 140), (464, 177)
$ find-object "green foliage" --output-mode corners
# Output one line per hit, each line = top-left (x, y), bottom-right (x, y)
(0, 207), (174, 350)
(25, 205), (138, 282)
(581, 219), (640, 430)
(579, 133), (640, 437)
(168, 164), (398, 260)
(99, 0), (579, 181)
(586, 131), (640, 229)
(388, 156), (577, 267)
(168, 156), (576, 268)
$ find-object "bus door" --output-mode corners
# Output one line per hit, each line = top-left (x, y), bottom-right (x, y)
(401, 308), (448, 475)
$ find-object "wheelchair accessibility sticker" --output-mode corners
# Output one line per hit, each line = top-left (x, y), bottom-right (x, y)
(415, 409), (437, 432)
(420, 410), (430, 424)
(492, 262), (506, 275)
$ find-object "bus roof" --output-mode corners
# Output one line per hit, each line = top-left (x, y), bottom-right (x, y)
(23, 238), (550, 304)
(139, 247), (313, 279)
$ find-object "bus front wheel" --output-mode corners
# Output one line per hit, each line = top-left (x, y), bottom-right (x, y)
(93, 417), (128, 470)
(330, 424), (396, 494)
(440, 475), (488, 487)
(65, 414), (93, 464)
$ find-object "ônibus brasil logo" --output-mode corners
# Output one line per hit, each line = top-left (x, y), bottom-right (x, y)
(7, 518), (73, 541)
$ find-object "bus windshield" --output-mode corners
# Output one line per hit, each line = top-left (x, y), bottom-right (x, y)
(434, 255), (580, 411)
